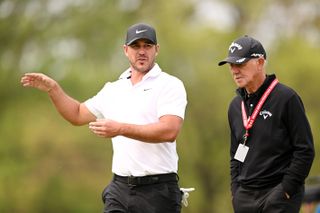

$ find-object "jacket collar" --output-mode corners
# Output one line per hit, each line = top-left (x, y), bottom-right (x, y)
(237, 74), (276, 101)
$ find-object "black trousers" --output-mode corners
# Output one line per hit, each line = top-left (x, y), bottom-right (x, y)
(102, 174), (182, 213)
(232, 183), (304, 213)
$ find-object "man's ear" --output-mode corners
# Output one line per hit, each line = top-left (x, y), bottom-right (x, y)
(155, 44), (160, 56)
(257, 57), (265, 70)
(123, 45), (129, 57)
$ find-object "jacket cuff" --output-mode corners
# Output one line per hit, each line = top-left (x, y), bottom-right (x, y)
(282, 181), (299, 196)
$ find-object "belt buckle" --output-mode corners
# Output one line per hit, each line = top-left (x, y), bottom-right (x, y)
(127, 176), (137, 187)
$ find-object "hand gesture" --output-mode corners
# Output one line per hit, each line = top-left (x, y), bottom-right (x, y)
(89, 119), (121, 138)
(21, 73), (56, 92)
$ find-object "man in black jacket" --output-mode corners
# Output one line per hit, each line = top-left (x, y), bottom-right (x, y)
(218, 35), (315, 213)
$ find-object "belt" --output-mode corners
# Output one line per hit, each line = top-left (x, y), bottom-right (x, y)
(113, 173), (178, 186)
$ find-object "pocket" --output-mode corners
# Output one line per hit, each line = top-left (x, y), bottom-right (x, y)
(101, 184), (111, 203)
(158, 182), (182, 205)
(279, 184), (290, 200)
(169, 182), (182, 200)
(167, 182), (182, 212)
(266, 183), (288, 202)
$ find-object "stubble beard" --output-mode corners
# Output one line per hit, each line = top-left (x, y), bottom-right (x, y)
(131, 59), (155, 73)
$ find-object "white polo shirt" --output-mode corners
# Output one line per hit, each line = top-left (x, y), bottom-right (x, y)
(85, 64), (187, 176)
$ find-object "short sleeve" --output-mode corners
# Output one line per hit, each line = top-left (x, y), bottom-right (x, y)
(157, 78), (187, 119)
(84, 83), (110, 119)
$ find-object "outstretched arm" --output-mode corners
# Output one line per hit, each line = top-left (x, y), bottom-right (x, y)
(21, 73), (96, 125)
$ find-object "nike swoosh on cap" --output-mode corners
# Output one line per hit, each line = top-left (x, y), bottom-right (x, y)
(136, 29), (147, 34)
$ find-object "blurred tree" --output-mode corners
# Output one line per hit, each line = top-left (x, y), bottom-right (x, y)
(0, 0), (319, 212)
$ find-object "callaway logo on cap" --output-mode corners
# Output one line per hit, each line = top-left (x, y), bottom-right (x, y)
(125, 23), (157, 45)
(218, 35), (266, 66)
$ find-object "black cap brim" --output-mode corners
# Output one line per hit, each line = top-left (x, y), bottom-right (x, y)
(126, 37), (156, 45)
(218, 57), (251, 66)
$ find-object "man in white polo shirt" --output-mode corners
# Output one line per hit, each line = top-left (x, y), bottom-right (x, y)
(21, 23), (187, 213)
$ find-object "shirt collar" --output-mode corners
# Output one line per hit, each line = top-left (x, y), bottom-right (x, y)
(237, 74), (276, 100)
(118, 63), (162, 80)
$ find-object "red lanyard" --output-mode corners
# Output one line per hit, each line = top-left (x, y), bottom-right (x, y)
(241, 79), (278, 144)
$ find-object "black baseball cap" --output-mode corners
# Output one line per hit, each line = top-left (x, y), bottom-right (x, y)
(125, 23), (157, 45)
(218, 35), (266, 66)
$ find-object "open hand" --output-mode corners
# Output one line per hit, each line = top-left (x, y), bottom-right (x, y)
(21, 73), (56, 92)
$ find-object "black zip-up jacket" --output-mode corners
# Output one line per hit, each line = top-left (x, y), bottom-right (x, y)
(228, 74), (314, 197)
